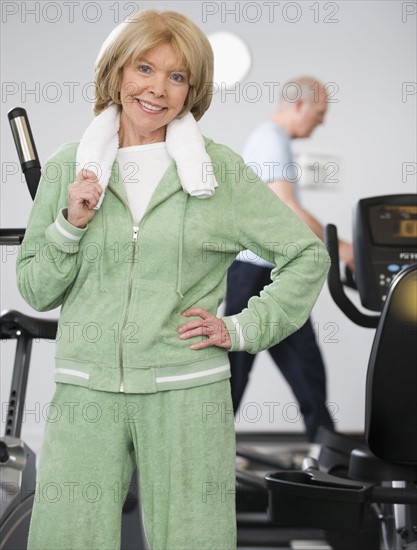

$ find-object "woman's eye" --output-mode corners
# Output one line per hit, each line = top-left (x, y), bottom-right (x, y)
(138, 65), (151, 74)
(171, 74), (185, 83)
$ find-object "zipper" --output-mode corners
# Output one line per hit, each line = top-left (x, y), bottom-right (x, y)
(119, 224), (139, 392)
(109, 186), (140, 393)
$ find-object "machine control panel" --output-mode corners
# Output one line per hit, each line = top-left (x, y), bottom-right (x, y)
(353, 196), (417, 311)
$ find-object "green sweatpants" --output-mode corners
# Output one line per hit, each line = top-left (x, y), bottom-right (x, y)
(27, 380), (236, 550)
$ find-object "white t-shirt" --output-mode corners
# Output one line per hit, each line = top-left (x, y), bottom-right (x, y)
(116, 142), (172, 225)
(236, 121), (300, 268)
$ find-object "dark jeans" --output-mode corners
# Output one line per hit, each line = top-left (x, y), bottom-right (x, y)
(225, 260), (334, 442)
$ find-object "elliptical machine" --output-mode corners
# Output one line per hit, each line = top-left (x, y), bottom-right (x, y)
(0, 310), (57, 550)
(266, 194), (417, 549)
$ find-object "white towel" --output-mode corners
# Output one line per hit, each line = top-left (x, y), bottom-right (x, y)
(76, 103), (218, 210)
(165, 114), (218, 198)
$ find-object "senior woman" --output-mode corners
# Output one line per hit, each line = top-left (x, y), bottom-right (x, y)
(17, 9), (329, 550)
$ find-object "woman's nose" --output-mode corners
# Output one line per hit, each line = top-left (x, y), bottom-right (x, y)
(148, 74), (166, 97)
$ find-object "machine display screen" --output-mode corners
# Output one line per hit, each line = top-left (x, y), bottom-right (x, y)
(369, 205), (417, 245)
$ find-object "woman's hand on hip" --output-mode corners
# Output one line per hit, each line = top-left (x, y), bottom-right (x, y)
(67, 169), (103, 228)
(178, 307), (232, 350)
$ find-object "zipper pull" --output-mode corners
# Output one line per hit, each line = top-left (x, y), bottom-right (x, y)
(133, 226), (139, 242)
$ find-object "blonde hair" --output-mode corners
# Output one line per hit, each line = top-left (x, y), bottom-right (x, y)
(94, 10), (214, 120)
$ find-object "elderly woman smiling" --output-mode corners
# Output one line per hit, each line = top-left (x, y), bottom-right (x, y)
(17, 9), (329, 550)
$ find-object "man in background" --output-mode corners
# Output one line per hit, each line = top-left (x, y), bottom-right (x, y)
(226, 76), (354, 442)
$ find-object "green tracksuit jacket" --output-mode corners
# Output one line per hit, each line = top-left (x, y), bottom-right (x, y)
(16, 137), (330, 394)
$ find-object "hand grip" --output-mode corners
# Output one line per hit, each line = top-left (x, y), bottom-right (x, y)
(8, 107), (41, 200)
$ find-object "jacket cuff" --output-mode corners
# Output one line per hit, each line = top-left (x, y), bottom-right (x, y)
(222, 311), (259, 353)
(45, 208), (88, 252)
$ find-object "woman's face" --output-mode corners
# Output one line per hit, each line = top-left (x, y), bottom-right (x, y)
(119, 42), (190, 146)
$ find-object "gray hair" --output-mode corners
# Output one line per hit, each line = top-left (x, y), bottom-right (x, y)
(279, 76), (327, 106)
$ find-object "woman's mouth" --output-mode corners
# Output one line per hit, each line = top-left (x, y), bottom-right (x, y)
(136, 99), (165, 114)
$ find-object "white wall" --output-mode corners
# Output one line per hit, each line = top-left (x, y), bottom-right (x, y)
(1, 1), (416, 452)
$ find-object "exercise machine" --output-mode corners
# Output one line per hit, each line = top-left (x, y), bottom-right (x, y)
(266, 194), (417, 549)
(0, 309), (55, 549)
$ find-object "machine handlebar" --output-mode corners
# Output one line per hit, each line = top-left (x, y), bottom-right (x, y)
(324, 224), (379, 328)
